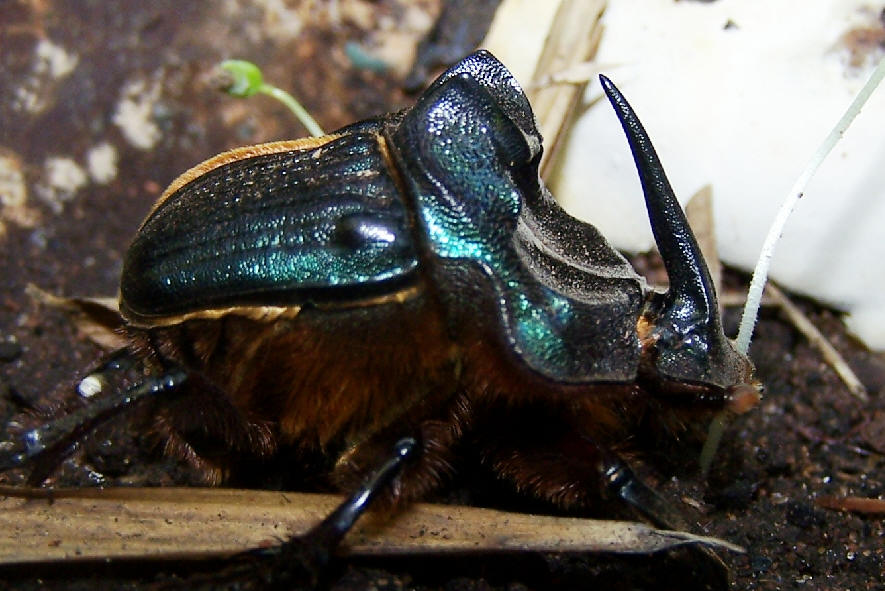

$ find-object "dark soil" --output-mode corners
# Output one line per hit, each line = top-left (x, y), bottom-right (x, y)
(1, 2), (882, 590)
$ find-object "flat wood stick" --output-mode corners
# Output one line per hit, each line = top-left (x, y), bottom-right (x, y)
(0, 486), (742, 564)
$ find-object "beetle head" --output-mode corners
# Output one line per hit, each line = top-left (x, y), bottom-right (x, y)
(600, 75), (760, 411)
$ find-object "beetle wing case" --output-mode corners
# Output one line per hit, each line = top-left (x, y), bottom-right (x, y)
(120, 125), (420, 324)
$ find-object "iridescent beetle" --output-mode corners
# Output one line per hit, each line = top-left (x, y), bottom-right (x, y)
(1, 51), (760, 574)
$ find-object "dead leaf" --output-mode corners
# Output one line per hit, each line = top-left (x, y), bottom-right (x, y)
(26, 284), (125, 349)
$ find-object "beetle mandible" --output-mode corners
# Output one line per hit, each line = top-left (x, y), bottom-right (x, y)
(1, 50), (760, 557)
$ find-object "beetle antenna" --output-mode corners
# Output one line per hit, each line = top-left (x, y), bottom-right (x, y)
(598, 75), (720, 333)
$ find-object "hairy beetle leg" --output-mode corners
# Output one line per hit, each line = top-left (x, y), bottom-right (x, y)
(0, 351), (188, 486)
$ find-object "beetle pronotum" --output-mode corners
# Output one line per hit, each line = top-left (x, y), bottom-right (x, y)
(1, 50), (761, 581)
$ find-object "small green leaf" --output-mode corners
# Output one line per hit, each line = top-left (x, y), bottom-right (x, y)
(220, 59), (265, 97)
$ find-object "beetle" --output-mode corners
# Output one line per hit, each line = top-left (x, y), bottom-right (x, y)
(1, 50), (760, 577)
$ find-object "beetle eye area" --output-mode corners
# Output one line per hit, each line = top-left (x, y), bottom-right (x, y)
(725, 382), (762, 415)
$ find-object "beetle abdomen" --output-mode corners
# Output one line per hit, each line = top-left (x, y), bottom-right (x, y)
(120, 129), (419, 323)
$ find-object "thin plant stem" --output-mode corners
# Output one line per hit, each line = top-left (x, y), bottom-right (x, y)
(736, 56), (885, 354)
(259, 84), (325, 138)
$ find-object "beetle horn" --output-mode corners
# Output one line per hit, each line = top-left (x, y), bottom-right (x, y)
(599, 74), (719, 330)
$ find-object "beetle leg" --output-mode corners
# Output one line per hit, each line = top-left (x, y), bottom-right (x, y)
(300, 437), (418, 554)
(196, 437), (418, 589)
(598, 450), (687, 530)
(476, 400), (688, 528)
(0, 350), (188, 485)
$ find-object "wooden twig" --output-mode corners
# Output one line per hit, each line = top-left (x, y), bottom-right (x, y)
(765, 283), (868, 401)
(684, 186), (722, 304)
(525, 0), (606, 177)
(720, 285), (867, 401)
(815, 495), (885, 515)
(736, 283), (868, 401)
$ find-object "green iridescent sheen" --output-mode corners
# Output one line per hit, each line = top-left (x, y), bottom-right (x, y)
(121, 128), (419, 319)
(394, 59), (641, 382)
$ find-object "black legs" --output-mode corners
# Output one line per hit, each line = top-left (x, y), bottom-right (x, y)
(0, 350), (187, 486)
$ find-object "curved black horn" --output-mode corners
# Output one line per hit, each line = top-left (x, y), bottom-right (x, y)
(599, 74), (719, 330)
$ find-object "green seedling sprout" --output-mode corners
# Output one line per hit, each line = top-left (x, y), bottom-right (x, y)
(700, 55), (885, 477)
(220, 59), (325, 138)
